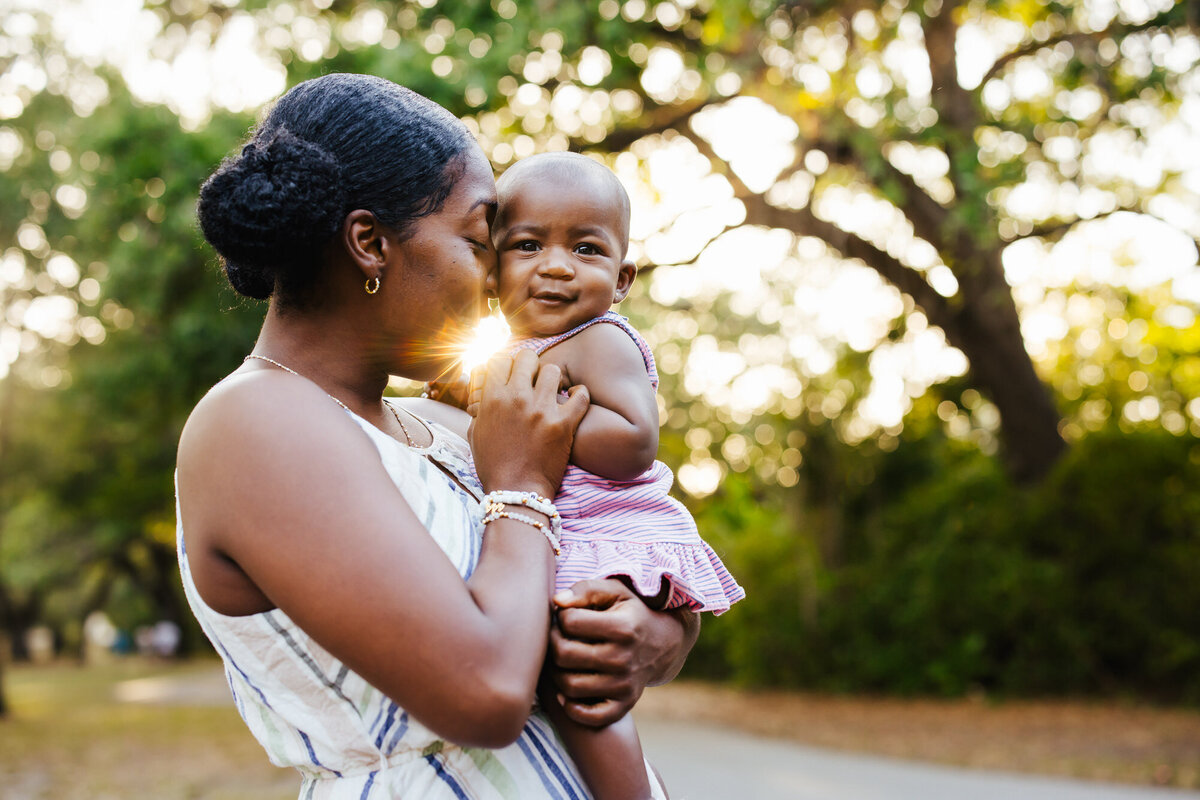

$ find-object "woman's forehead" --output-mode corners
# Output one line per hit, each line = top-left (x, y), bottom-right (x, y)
(452, 149), (499, 206)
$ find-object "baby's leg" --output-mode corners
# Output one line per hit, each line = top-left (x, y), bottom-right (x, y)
(541, 683), (664, 800)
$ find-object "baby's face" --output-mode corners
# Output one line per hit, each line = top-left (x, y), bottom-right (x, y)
(492, 172), (634, 338)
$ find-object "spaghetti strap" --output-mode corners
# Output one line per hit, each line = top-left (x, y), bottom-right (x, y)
(511, 310), (660, 391)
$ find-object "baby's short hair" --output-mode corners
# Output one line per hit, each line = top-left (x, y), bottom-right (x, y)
(497, 152), (631, 251)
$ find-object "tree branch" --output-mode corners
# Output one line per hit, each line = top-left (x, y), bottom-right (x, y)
(980, 9), (1186, 86)
(677, 126), (956, 329)
(740, 194), (957, 330)
(1015, 207), (1200, 255)
(589, 95), (723, 153)
(635, 221), (743, 276)
(1014, 208), (1133, 241)
(808, 138), (953, 258)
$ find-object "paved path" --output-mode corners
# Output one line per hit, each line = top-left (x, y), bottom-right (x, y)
(637, 718), (1200, 800)
(118, 669), (1200, 800)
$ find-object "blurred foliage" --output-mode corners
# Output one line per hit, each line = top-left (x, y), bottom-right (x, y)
(0, 0), (1198, 709)
(0, 82), (264, 656)
(687, 426), (1200, 702)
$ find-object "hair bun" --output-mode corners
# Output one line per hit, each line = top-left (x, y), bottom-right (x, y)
(198, 127), (347, 300)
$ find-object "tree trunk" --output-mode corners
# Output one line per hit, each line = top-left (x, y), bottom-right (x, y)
(0, 372), (14, 717)
(736, 193), (1068, 482)
(939, 253), (1067, 483)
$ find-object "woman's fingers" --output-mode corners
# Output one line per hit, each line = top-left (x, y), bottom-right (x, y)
(533, 361), (562, 399)
(544, 640), (639, 728)
(472, 349), (586, 497)
(551, 668), (636, 701)
(559, 383), (590, 427)
(554, 578), (633, 613)
(504, 348), (537, 387)
(465, 364), (486, 417)
(483, 351), (515, 389)
(549, 626), (624, 671)
(546, 576), (688, 727)
(559, 697), (634, 728)
(554, 580), (640, 644)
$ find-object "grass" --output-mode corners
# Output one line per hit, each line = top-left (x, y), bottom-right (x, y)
(0, 659), (296, 800)
(2, 659), (1199, 797)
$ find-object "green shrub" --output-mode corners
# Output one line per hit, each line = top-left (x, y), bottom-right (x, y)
(683, 429), (1200, 702)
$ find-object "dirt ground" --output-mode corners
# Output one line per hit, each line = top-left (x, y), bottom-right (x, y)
(636, 681), (1200, 789)
(2, 661), (1198, 798)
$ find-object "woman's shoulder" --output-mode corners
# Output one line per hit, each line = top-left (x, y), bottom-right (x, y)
(178, 368), (363, 477)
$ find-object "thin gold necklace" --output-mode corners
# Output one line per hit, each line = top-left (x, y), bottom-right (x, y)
(244, 354), (414, 447)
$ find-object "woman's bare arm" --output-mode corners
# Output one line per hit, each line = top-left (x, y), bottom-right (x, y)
(178, 352), (586, 748)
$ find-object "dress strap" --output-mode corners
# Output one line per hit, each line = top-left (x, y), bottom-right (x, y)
(513, 311), (659, 391)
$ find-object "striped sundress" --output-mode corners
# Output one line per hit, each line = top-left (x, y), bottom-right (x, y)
(177, 402), (603, 799)
(511, 311), (745, 615)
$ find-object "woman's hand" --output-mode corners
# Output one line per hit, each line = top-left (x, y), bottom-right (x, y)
(546, 579), (700, 727)
(470, 349), (589, 498)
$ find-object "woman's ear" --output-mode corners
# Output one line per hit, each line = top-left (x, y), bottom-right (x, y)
(343, 209), (389, 282)
(612, 260), (637, 303)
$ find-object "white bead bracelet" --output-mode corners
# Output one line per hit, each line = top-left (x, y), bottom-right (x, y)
(479, 491), (563, 555)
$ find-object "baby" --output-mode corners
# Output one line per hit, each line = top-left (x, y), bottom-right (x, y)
(486, 152), (745, 800)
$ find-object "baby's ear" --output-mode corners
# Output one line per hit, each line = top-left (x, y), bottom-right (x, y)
(612, 260), (637, 303)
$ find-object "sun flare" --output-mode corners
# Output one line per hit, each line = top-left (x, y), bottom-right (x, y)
(460, 315), (512, 372)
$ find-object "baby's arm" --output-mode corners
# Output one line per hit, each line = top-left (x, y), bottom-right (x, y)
(538, 323), (659, 481)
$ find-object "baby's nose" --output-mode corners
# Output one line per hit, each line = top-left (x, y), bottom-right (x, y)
(538, 251), (573, 277)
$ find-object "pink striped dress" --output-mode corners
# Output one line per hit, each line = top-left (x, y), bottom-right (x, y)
(511, 312), (744, 614)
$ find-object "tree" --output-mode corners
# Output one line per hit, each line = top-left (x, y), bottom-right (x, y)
(516, 0), (1195, 481)
(223, 0), (1197, 480)
(0, 58), (263, 714)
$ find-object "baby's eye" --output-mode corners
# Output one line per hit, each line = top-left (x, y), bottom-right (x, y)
(514, 240), (541, 252)
(575, 243), (602, 256)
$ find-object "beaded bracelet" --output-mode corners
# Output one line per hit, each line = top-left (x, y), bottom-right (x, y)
(480, 490), (564, 540)
(480, 504), (561, 555)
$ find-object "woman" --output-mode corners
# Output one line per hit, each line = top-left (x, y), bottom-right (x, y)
(179, 73), (696, 798)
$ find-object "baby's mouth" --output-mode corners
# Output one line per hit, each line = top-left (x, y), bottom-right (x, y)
(531, 291), (572, 304)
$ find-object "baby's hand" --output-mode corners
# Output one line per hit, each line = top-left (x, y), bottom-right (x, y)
(556, 370), (575, 404)
(423, 369), (470, 409)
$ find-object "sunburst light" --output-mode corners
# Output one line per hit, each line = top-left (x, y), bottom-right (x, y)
(460, 315), (512, 372)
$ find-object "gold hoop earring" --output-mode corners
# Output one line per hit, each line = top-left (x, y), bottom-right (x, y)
(365, 276), (381, 295)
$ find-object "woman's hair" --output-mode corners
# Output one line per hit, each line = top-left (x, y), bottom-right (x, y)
(197, 74), (473, 305)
